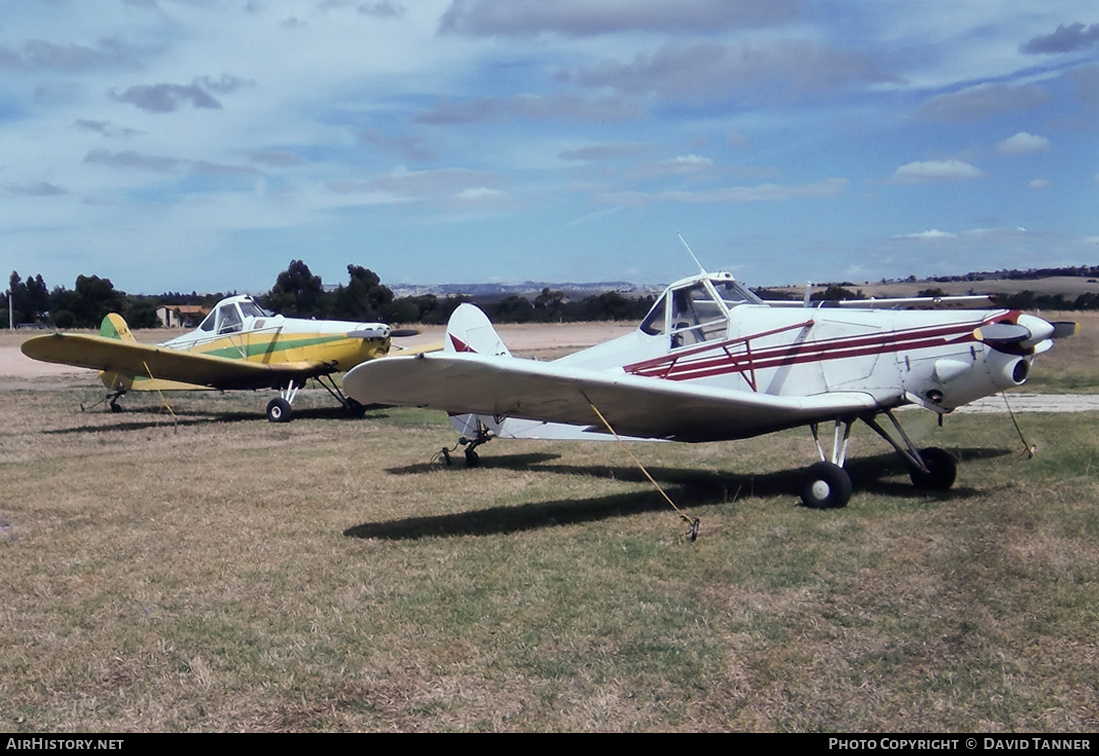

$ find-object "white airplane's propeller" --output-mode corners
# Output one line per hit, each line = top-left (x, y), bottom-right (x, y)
(974, 315), (1077, 351)
(1051, 321), (1081, 339)
(972, 323), (1032, 345)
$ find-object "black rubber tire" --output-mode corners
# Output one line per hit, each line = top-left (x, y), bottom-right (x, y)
(266, 397), (293, 423)
(800, 461), (853, 509)
(909, 447), (957, 490)
(344, 399), (368, 418)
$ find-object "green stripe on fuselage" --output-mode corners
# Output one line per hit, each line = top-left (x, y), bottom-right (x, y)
(201, 333), (352, 361)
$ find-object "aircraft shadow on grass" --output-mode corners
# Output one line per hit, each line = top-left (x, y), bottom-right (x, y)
(346, 447), (1010, 541)
(43, 403), (374, 435)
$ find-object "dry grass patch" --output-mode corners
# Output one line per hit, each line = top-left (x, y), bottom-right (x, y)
(1, 379), (1098, 731)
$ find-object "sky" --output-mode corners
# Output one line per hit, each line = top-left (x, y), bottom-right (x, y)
(1, 0), (1098, 294)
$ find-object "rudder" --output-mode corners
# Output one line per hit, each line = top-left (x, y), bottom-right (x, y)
(100, 312), (137, 342)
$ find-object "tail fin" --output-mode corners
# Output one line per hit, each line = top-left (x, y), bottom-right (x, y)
(100, 312), (136, 342)
(444, 303), (511, 357)
(98, 313), (136, 391)
(444, 304), (512, 443)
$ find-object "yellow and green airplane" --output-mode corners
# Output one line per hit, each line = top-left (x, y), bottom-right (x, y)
(21, 294), (427, 422)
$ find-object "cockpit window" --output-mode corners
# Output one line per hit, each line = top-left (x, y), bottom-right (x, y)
(217, 303), (243, 334)
(669, 282), (729, 347)
(639, 294), (667, 336)
(642, 275), (761, 346)
(197, 310), (216, 332)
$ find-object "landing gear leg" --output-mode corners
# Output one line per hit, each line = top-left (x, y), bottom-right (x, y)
(801, 419), (854, 508)
(863, 410), (957, 492)
(316, 374), (368, 418)
(266, 380), (299, 423)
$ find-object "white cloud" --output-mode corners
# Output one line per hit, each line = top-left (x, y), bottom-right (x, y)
(1029, 178), (1052, 190)
(890, 160), (985, 184)
(599, 178), (849, 206)
(997, 132), (1050, 155)
(893, 229), (957, 240)
(452, 186), (508, 202)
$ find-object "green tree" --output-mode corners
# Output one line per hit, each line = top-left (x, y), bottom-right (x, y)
(534, 287), (565, 322)
(263, 260), (324, 317)
(7, 271), (50, 324)
(70, 275), (125, 327)
(330, 265), (393, 321)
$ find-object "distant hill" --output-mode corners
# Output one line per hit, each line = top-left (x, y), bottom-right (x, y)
(392, 270), (1099, 305)
(390, 280), (666, 301)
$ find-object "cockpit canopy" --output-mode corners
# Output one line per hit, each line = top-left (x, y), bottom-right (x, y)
(640, 272), (762, 347)
(197, 296), (277, 336)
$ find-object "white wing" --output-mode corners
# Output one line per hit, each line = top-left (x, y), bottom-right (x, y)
(343, 353), (881, 443)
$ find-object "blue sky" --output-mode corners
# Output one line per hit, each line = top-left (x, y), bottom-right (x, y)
(2, 0), (1097, 294)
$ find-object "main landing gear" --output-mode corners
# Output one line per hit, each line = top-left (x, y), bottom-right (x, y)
(800, 410), (958, 509)
(802, 419), (855, 509)
(265, 375), (368, 423)
(266, 380), (300, 423)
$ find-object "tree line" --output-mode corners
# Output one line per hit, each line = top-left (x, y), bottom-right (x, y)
(4, 260), (656, 329)
(9, 260), (1098, 330)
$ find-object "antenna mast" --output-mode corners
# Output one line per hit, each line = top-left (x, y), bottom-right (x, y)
(677, 234), (708, 276)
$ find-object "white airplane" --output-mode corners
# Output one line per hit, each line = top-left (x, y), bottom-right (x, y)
(342, 269), (1076, 509)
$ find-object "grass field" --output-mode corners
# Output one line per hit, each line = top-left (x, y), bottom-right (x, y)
(2, 364), (1098, 731)
(2, 314), (1097, 732)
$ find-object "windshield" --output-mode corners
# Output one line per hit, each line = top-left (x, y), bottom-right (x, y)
(711, 279), (762, 307)
(238, 299), (274, 319)
(640, 275), (761, 344)
(639, 294), (668, 336)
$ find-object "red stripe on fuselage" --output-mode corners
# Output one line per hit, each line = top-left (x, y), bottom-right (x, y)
(625, 314), (1008, 383)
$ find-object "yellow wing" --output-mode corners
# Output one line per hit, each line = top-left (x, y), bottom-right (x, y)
(21, 333), (325, 390)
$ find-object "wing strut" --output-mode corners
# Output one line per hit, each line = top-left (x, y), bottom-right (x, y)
(1000, 391), (1037, 458)
(586, 399), (701, 542)
(142, 360), (178, 426)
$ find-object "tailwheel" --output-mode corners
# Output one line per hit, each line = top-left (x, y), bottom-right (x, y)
(266, 397), (293, 423)
(459, 421), (493, 468)
(801, 461), (852, 509)
(909, 447), (957, 490)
